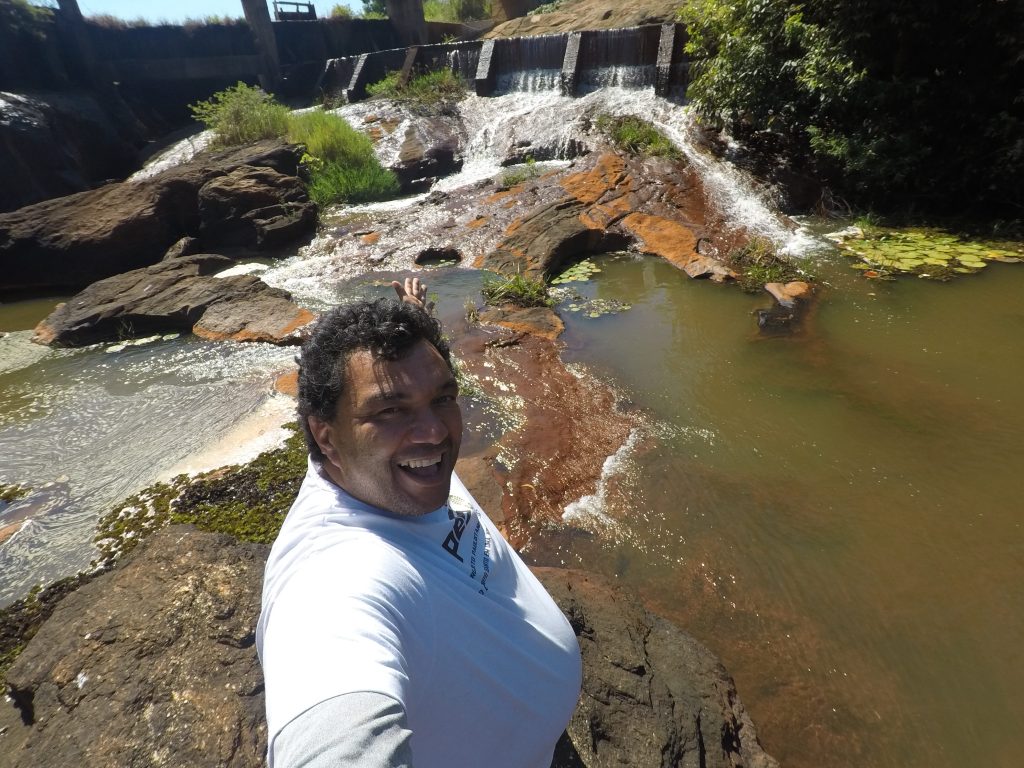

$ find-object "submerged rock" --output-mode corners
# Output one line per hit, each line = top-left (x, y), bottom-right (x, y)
(0, 140), (310, 296)
(32, 254), (314, 347)
(0, 526), (775, 768)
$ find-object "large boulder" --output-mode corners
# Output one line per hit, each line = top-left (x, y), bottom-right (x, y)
(0, 526), (267, 768)
(538, 568), (779, 768)
(0, 527), (776, 768)
(0, 140), (311, 296)
(392, 115), (463, 194)
(31, 254), (314, 347)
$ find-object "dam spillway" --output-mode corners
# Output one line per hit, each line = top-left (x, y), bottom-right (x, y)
(319, 23), (689, 103)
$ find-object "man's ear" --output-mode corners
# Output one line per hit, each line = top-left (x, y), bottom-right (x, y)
(308, 415), (340, 467)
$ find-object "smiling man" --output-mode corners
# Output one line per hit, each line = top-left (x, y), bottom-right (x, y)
(256, 281), (582, 768)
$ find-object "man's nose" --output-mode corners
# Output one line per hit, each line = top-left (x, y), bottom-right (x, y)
(408, 407), (446, 443)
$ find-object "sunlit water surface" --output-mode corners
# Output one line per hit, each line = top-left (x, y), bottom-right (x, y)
(542, 250), (1024, 768)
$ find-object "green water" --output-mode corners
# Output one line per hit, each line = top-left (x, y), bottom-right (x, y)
(543, 251), (1024, 768)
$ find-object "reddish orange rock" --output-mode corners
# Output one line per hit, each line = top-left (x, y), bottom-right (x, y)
(193, 306), (316, 345)
(274, 370), (299, 397)
(764, 281), (813, 308)
(621, 213), (735, 282)
(561, 153), (630, 205)
(360, 232), (380, 245)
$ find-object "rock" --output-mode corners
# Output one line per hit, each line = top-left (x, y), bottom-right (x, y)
(392, 116), (463, 194)
(1, 526), (268, 768)
(197, 165), (316, 249)
(162, 236), (201, 260)
(31, 254), (314, 347)
(1, 528), (775, 768)
(757, 281), (816, 334)
(764, 280), (812, 309)
(537, 568), (779, 768)
(478, 304), (565, 340)
(0, 91), (141, 214)
(0, 139), (308, 296)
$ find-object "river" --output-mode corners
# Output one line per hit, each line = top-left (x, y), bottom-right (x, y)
(1, 85), (1022, 768)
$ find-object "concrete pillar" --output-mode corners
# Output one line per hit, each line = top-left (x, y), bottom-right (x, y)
(345, 53), (370, 103)
(474, 39), (496, 96)
(560, 31), (581, 96)
(240, 0), (281, 92)
(384, 0), (427, 46)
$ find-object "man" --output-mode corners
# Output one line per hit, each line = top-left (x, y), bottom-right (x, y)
(256, 279), (582, 767)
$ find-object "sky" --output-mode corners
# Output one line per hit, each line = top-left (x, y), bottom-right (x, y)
(68, 1), (363, 25)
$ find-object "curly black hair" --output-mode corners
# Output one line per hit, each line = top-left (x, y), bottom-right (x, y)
(296, 298), (453, 461)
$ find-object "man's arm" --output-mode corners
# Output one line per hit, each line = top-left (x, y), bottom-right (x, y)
(273, 691), (413, 768)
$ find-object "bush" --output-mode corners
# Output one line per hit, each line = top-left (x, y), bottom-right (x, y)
(680, 0), (1024, 217)
(288, 110), (400, 205)
(190, 84), (399, 206)
(481, 272), (553, 308)
(423, 0), (491, 22)
(595, 114), (679, 158)
(329, 4), (353, 18)
(366, 68), (467, 106)
(190, 82), (290, 147)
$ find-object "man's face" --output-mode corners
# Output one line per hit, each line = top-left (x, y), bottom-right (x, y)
(310, 339), (463, 516)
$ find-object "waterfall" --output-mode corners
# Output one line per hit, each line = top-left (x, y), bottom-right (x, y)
(493, 33), (569, 94)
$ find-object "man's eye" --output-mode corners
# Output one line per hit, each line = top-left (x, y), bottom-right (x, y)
(435, 394), (457, 404)
(376, 406), (400, 416)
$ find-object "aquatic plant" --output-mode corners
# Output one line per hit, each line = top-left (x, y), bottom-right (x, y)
(726, 237), (802, 292)
(481, 272), (553, 308)
(550, 258), (601, 285)
(595, 114), (679, 159)
(830, 227), (1023, 280)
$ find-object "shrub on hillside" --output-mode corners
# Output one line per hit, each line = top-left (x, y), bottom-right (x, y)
(190, 82), (290, 147)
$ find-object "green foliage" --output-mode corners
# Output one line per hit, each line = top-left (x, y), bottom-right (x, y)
(423, 0), (491, 22)
(190, 85), (398, 206)
(595, 114), (679, 158)
(501, 157), (538, 187)
(190, 82), (290, 147)
(329, 3), (354, 18)
(680, 0), (1024, 217)
(531, 0), (567, 14)
(366, 68), (468, 106)
(726, 237), (801, 293)
(0, 0), (53, 35)
(360, 0), (387, 17)
(289, 110), (400, 205)
(482, 272), (553, 308)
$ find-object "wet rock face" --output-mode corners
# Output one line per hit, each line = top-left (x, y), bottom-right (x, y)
(393, 116), (464, 193)
(537, 568), (779, 768)
(0, 91), (141, 215)
(0, 140), (311, 296)
(0, 526), (268, 768)
(32, 254), (314, 347)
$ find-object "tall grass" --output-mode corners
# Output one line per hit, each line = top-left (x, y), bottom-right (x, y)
(190, 83), (399, 206)
(366, 68), (467, 106)
(595, 114), (679, 158)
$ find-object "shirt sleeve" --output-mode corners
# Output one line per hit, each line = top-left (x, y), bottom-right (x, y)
(272, 691), (414, 768)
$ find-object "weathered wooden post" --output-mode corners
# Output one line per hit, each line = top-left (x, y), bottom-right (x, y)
(240, 0), (282, 92)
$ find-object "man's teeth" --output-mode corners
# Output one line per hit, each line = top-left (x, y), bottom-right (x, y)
(399, 456), (441, 469)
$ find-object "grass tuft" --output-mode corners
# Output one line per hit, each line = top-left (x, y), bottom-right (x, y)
(727, 237), (803, 292)
(366, 68), (468, 106)
(481, 272), (553, 308)
(595, 114), (680, 158)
